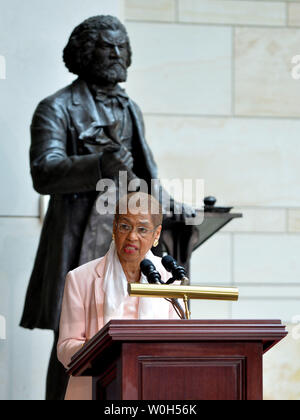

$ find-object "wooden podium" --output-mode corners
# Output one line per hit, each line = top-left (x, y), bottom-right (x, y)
(67, 320), (287, 401)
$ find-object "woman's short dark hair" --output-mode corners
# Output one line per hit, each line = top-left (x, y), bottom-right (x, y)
(115, 192), (163, 227)
(63, 15), (132, 77)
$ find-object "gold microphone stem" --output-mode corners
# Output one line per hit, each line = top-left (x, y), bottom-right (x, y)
(183, 294), (191, 320)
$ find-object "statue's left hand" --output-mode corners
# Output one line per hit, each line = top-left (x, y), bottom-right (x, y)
(170, 199), (197, 221)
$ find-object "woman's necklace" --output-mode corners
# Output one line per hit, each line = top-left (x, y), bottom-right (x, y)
(123, 268), (141, 284)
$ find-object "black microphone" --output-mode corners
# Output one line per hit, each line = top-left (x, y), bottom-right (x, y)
(140, 259), (186, 319)
(161, 255), (189, 285)
(140, 259), (162, 284)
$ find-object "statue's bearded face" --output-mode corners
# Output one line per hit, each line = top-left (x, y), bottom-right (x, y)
(87, 29), (129, 85)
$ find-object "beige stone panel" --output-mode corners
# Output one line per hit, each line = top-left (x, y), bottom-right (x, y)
(190, 233), (232, 285)
(144, 115), (300, 207)
(231, 299), (300, 323)
(190, 300), (231, 320)
(235, 286), (300, 326)
(179, 0), (285, 26)
(125, 23), (232, 115)
(233, 233), (300, 284)
(235, 27), (300, 117)
(288, 209), (300, 232)
(264, 325), (300, 400)
(289, 3), (300, 27)
(125, 0), (176, 22)
(222, 208), (286, 232)
(238, 284), (300, 299)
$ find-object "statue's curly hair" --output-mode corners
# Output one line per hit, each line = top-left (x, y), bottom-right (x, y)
(63, 15), (132, 77)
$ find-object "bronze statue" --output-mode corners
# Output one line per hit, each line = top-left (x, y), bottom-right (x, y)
(20, 15), (194, 400)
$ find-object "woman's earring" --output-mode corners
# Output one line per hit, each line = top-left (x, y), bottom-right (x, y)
(112, 233), (115, 242)
(153, 239), (159, 248)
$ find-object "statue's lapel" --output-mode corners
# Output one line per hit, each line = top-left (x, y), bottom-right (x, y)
(67, 78), (110, 135)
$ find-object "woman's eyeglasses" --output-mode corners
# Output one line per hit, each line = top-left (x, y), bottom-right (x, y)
(116, 222), (159, 238)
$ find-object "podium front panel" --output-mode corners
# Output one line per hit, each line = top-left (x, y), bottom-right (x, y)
(121, 342), (262, 400)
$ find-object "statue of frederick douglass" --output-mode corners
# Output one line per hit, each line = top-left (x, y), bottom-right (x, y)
(20, 15), (194, 400)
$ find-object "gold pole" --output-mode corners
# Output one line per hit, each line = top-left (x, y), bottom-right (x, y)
(183, 294), (190, 320)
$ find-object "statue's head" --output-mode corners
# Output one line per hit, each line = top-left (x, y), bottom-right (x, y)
(63, 15), (132, 85)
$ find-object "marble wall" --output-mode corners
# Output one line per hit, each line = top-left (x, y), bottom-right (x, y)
(1, 0), (299, 401)
(124, 0), (300, 400)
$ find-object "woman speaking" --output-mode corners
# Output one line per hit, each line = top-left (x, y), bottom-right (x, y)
(57, 192), (178, 400)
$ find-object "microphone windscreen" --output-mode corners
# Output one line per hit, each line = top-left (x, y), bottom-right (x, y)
(161, 255), (175, 271)
(140, 259), (155, 275)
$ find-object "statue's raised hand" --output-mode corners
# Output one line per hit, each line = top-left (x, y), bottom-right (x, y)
(101, 144), (134, 179)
